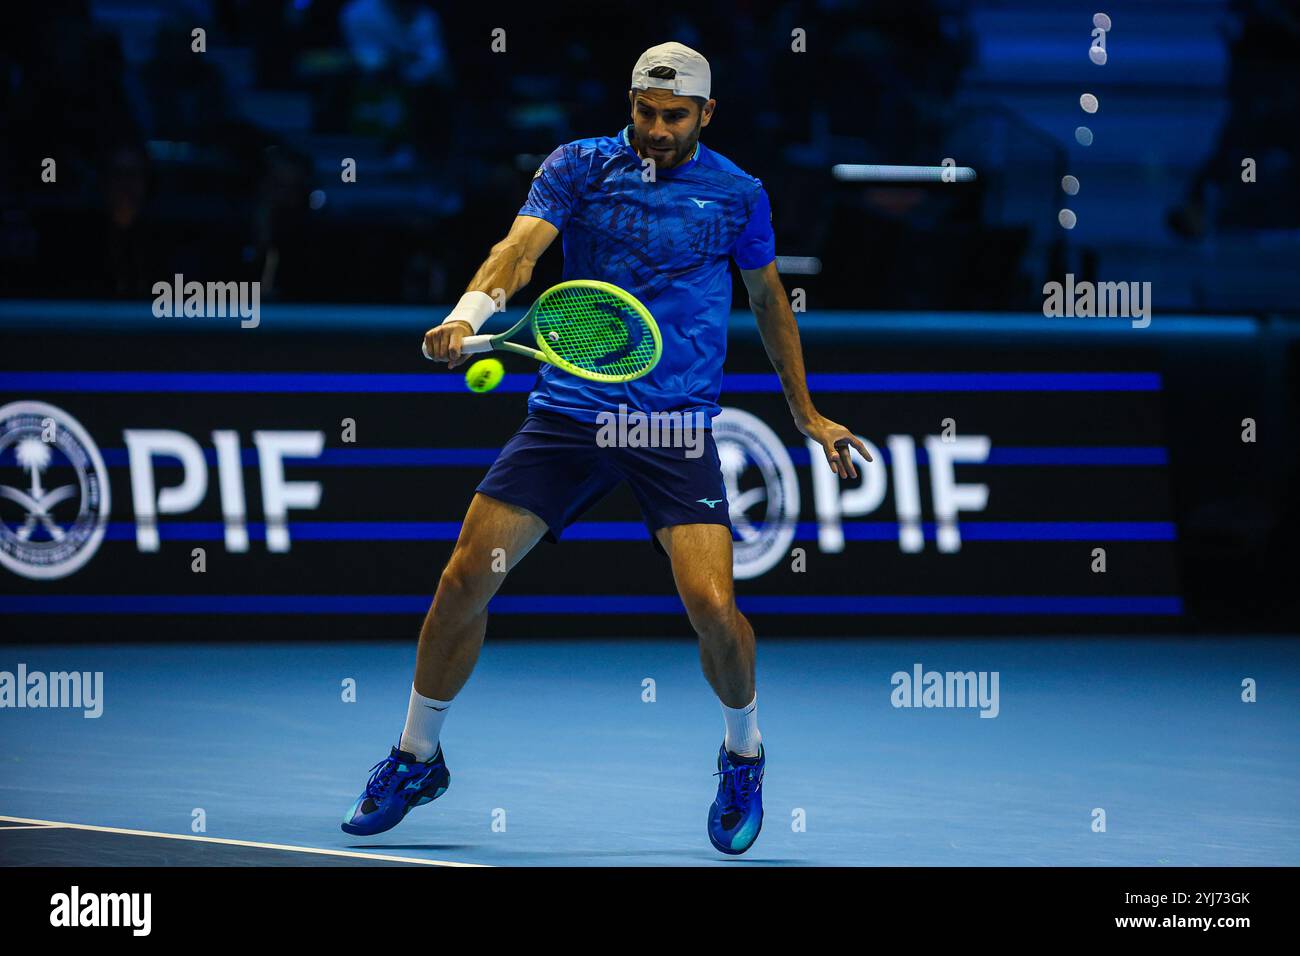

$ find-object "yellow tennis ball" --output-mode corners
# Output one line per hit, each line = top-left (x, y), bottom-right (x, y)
(465, 358), (505, 393)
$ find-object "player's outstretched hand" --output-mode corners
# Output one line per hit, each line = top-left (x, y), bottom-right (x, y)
(800, 414), (873, 479)
(423, 320), (474, 369)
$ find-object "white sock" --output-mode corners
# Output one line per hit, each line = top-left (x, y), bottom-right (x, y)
(722, 695), (761, 757)
(399, 683), (452, 761)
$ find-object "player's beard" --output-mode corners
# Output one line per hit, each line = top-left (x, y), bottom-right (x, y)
(639, 122), (701, 170)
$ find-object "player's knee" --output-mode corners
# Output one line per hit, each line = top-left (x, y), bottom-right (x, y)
(432, 558), (489, 621)
(682, 590), (738, 637)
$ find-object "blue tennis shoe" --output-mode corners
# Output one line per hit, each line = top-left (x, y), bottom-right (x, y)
(707, 743), (765, 855)
(341, 745), (450, 836)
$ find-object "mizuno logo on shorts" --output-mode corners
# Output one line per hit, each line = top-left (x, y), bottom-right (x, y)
(697, 497), (724, 508)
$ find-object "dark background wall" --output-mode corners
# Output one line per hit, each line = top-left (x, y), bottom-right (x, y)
(3, 1), (1298, 310)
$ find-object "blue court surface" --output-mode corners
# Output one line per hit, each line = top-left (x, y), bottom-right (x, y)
(2, 636), (1297, 867)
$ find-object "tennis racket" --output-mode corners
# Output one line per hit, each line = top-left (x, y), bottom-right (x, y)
(423, 280), (662, 383)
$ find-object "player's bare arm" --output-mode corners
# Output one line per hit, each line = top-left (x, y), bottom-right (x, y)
(423, 214), (559, 369)
(740, 260), (872, 479)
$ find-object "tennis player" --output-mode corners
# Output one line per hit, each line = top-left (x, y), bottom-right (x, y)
(343, 41), (870, 855)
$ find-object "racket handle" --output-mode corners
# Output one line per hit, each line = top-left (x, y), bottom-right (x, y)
(421, 334), (493, 359)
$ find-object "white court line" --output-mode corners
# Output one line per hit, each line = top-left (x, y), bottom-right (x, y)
(0, 824), (62, 830)
(0, 815), (485, 867)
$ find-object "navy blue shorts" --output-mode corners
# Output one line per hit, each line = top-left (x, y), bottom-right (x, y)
(476, 410), (732, 553)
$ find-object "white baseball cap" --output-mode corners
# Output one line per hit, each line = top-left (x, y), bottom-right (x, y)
(630, 42), (711, 100)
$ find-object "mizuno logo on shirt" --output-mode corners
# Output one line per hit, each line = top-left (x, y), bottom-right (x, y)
(690, 198), (715, 208)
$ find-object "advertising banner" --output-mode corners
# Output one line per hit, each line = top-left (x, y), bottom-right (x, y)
(0, 321), (1180, 638)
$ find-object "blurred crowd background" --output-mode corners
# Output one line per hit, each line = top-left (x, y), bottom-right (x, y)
(1, 0), (1297, 311)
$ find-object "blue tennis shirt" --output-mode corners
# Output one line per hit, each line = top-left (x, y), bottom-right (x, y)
(517, 125), (776, 424)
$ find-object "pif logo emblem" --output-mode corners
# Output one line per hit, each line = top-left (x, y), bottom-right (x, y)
(0, 401), (110, 580)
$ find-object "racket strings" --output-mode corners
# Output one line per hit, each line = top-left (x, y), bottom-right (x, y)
(533, 286), (658, 378)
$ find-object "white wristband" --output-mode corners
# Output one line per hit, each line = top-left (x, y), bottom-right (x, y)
(441, 291), (497, 334)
